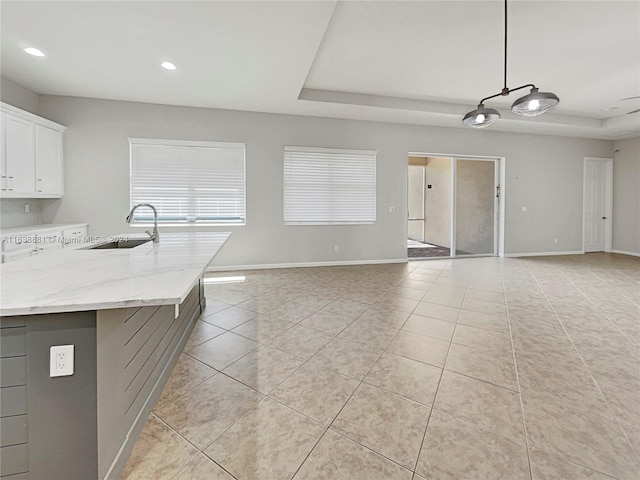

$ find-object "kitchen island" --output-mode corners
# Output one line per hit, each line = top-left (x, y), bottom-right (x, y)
(0, 232), (230, 480)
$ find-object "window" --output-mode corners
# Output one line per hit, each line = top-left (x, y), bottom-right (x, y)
(283, 146), (376, 225)
(129, 138), (245, 225)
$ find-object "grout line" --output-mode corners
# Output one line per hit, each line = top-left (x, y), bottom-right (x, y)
(536, 265), (640, 463)
(288, 278), (415, 478)
(294, 267), (437, 476)
(288, 427), (330, 479)
(151, 413), (240, 480)
(137, 258), (637, 480)
(559, 268), (638, 350)
(411, 262), (467, 474)
(502, 263), (535, 480)
(412, 320), (475, 470)
(523, 259), (639, 474)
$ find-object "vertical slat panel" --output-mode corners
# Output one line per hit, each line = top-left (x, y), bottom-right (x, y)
(0, 357), (27, 387)
(0, 415), (28, 447)
(0, 444), (29, 477)
(97, 284), (202, 480)
(1, 327), (26, 358)
(0, 386), (27, 417)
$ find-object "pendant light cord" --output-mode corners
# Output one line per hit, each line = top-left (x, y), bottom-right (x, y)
(464, 0), (559, 124)
(503, 0), (508, 90)
(480, 0), (534, 103)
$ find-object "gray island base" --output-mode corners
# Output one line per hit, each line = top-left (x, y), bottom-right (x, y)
(0, 232), (230, 479)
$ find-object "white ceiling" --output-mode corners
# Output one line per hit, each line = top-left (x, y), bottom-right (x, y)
(1, 1), (639, 139)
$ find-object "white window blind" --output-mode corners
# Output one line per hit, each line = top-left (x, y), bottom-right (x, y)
(129, 138), (245, 225)
(284, 146), (376, 225)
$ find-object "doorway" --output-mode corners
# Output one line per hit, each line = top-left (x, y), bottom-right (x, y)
(583, 157), (613, 252)
(407, 154), (501, 259)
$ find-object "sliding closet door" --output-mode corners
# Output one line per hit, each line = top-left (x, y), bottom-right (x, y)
(454, 159), (497, 256)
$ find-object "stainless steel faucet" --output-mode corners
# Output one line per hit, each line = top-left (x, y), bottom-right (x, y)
(126, 203), (159, 243)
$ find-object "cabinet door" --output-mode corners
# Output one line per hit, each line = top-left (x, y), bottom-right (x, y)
(4, 115), (35, 195)
(2, 247), (35, 264)
(35, 125), (63, 196)
(62, 226), (88, 248)
(35, 243), (63, 255)
(1, 114), (6, 191)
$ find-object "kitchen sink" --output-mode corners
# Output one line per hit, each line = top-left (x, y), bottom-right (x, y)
(86, 239), (151, 249)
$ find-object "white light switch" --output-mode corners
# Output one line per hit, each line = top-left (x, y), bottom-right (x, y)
(388, 206), (395, 213)
(50, 345), (74, 377)
(521, 206), (527, 212)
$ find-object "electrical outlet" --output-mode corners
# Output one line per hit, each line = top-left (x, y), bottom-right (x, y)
(388, 206), (395, 213)
(24, 203), (30, 213)
(50, 345), (74, 377)
(334, 245), (339, 252)
(554, 238), (558, 244)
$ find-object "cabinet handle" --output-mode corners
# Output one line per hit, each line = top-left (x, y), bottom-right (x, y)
(1, 175), (6, 191)
(7, 176), (13, 191)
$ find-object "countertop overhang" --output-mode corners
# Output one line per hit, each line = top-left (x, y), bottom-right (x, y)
(0, 232), (230, 316)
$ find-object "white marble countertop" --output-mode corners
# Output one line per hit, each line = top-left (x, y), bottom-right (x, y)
(0, 232), (230, 316)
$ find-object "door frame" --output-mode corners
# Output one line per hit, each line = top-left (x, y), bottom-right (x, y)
(582, 157), (613, 253)
(407, 152), (505, 259)
(452, 156), (502, 258)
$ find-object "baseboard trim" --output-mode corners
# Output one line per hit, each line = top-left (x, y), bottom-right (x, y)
(611, 250), (640, 257)
(206, 258), (408, 272)
(502, 250), (585, 258)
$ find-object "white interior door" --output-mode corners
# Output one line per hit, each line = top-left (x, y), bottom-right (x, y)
(583, 158), (611, 252)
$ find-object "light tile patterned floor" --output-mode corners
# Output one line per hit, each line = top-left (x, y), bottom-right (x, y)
(121, 253), (640, 480)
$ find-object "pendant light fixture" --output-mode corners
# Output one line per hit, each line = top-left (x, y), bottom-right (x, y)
(463, 0), (559, 128)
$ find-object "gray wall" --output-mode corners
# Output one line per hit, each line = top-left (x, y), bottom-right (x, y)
(613, 137), (640, 254)
(0, 76), (40, 115)
(37, 95), (614, 266)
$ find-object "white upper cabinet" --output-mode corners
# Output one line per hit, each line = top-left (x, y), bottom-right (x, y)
(35, 124), (63, 196)
(0, 102), (66, 198)
(2, 113), (35, 195)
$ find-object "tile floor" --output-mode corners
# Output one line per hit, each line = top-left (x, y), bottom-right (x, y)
(121, 253), (640, 480)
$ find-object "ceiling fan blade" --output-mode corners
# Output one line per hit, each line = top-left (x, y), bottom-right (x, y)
(620, 96), (640, 101)
(627, 108), (640, 114)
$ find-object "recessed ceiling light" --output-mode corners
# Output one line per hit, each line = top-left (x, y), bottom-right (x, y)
(24, 47), (45, 57)
(161, 61), (176, 71)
